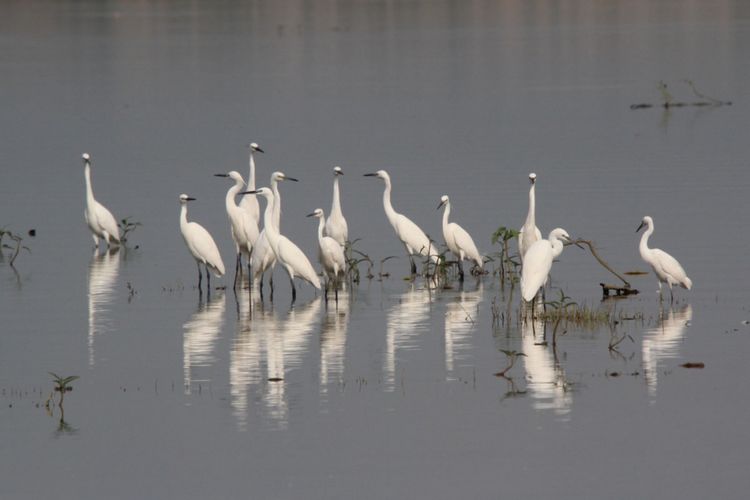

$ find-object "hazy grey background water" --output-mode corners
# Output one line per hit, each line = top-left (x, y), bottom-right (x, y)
(2, 1), (750, 498)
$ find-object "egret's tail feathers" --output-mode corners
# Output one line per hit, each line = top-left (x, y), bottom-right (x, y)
(682, 277), (693, 290)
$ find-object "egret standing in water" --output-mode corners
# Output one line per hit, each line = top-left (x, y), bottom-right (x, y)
(324, 166), (348, 247)
(364, 170), (439, 275)
(250, 171), (297, 299)
(437, 195), (483, 281)
(637, 216), (692, 302)
(521, 228), (572, 303)
(178, 194), (225, 295)
(214, 171), (259, 290)
(238, 142), (263, 227)
(518, 173), (542, 263)
(243, 188), (321, 303)
(82, 153), (120, 249)
(308, 208), (346, 300)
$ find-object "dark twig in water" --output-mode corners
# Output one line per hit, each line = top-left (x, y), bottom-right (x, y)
(573, 239), (639, 296)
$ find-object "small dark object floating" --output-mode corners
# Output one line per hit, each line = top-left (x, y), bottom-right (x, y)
(28, 229), (36, 237)
(600, 283), (639, 297)
(681, 362), (705, 369)
(267, 377), (283, 382)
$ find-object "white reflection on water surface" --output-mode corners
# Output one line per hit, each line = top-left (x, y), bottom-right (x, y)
(522, 303), (572, 417)
(642, 304), (693, 397)
(444, 281), (483, 379)
(182, 291), (226, 394)
(87, 248), (120, 367)
(319, 293), (350, 399)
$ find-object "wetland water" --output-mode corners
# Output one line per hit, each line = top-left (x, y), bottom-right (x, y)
(2, 1), (750, 498)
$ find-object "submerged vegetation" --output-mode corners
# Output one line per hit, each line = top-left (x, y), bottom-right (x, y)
(0, 227), (31, 266)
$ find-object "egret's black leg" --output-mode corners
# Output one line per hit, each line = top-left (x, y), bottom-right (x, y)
(410, 257), (417, 275)
(197, 263), (203, 292)
(458, 259), (465, 281)
(233, 253), (241, 291)
(206, 264), (211, 297)
(270, 274), (275, 302)
(290, 276), (297, 304)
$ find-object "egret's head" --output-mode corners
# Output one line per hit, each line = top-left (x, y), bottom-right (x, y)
(240, 187), (272, 199)
(437, 195), (450, 210)
(529, 172), (537, 184)
(82, 153), (91, 162)
(333, 166), (344, 176)
(636, 215), (653, 233)
(306, 208), (324, 219)
(179, 194), (196, 203)
(249, 142), (264, 153)
(272, 171), (298, 183)
(549, 228), (571, 243)
(364, 169), (388, 180)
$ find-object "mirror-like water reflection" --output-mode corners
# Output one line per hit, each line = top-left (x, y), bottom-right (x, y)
(183, 291), (226, 395)
(443, 281), (483, 379)
(642, 304), (693, 397)
(87, 248), (120, 367)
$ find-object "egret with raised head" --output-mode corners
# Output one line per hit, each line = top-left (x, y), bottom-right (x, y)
(324, 166), (348, 247)
(178, 194), (225, 294)
(243, 187), (321, 303)
(238, 142), (263, 226)
(637, 216), (692, 302)
(437, 195), (482, 281)
(364, 170), (438, 275)
(82, 153), (120, 249)
(518, 173), (542, 262)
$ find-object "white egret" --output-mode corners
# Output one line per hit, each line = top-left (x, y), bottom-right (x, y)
(324, 166), (348, 247)
(250, 171), (297, 298)
(238, 142), (263, 225)
(437, 195), (483, 281)
(178, 194), (226, 294)
(518, 173), (542, 262)
(520, 228), (572, 302)
(215, 171), (259, 290)
(82, 153), (120, 249)
(636, 216), (692, 302)
(308, 208), (346, 300)
(243, 187), (321, 302)
(364, 170), (439, 275)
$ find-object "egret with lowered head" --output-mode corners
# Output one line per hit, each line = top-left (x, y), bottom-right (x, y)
(364, 170), (439, 275)
(178, 194), (225, 295)
(521, 228), (572, 303)
(637, 216), (692, 302)
(437, 195), (483, 281)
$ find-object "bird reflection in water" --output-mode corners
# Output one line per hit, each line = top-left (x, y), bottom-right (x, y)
(521, 301), (572, 417)
(384, 283), (432, 392)
(320, 291), (350, 399)
(642, 304), (692, 397)
(183, 291), (226, 395)
(229, 293), (321, 430)
(87, 247), (120, 367)
(444, 282), (483, 379)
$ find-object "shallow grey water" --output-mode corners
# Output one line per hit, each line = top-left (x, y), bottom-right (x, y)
(2, 1), (750, 498)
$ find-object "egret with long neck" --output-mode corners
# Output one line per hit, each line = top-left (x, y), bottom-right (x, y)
(178, 194), (225, 296)
(309, 207), (346, 301)
(325, 166), (348, 247)
(83, 153), (120, 250)
(437, 195), (482, 281)
(637, 216), (692, 303)
(518, 173), (542, 262)
(364, 170), (438, 275)
(238, 142), (263, 225)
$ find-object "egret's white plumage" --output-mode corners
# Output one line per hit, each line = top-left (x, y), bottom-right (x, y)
(521, 228), (571, 302)
(245, 187), (321, 302)
(324, 166), (348, 247)
(518, 173), (542, 262)
(364, 169), (438, 274)
(179, 194), (225, 292)
(438, 195), (482, 280)
(238, 142), (263, 226)
(215, 171), (259, 288)
(82, 153), (120, 249)
(309, 208), (346, 297)
(250, 171), (297, 295)
(637, 216), (692, 301)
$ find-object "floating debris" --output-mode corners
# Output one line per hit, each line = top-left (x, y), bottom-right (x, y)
(680, 362), (705, 369)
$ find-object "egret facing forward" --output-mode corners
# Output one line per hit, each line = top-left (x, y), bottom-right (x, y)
(308, 208), (346, 300)
(250, 171), (297, 298)
(637, 216), (692, 302)
(178, 194), (225, 294)
(521, 228), (572, 302)
(364, 170), (439, 275)
(518, 173), (542, 262)
(215, 171), (259, 289)
(324, 166), (348, 247)
(82, 153), (120, 249)
(244, 187), (321, 303)
(437, 195), (482, 281)
(238, 142), (263, 226)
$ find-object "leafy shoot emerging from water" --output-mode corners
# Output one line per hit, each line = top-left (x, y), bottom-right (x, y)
(494, 349), (526, 377)
(47, 372), (79, 408)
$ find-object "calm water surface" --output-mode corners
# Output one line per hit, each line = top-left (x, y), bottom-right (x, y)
(2, 1), (750, 498)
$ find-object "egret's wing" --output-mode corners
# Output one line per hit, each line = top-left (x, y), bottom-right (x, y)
(651, 248), (690, 287)
(187, 222), (225, 276)
(450, 223), (482, 267)
(96, 201), (120, 242)
(520, 240), (553, 301)
(278, 236), (321, 289)
(321, 237), (346, 274)
(396, 214), (437, 259)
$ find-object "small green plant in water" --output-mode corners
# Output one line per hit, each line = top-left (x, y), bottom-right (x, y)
(47, 372), (79, 407)
(118, 217), (142, 243)
(491, 226), (520, 284)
